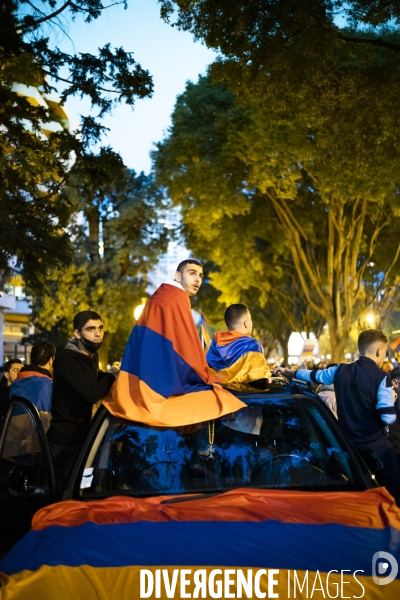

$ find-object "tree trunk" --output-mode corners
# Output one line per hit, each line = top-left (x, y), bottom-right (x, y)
(329, 331), (350, 363)
(277, 333), (289, 365)
(86, 206), (100, 261)
(265, 191), (400, 366)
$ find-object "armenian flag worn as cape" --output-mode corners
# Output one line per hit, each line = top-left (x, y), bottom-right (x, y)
(207, 331), (271, 391)
(103, 283), (245, 426)
(1, 488), (399, 599)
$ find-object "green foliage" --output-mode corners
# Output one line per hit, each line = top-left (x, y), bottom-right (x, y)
(28, 169), (169, 364)
(153, 76), (400, 361)
(159, 1), (400, 173)
(1, 0), (154, 287)
(159, 1), (400, 62)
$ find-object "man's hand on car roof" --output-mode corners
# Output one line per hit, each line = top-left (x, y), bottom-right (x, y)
(273, 367), (297, 379)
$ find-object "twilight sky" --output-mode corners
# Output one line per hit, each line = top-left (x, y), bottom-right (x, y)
(60, 0), (216, 173)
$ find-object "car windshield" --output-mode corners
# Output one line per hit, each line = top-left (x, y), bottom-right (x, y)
(79, 396), (366, 498)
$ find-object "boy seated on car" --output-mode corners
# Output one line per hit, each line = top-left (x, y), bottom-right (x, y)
(206, 304), (271, 392)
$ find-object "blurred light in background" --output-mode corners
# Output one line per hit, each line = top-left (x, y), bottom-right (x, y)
(134, 304), (146, 321)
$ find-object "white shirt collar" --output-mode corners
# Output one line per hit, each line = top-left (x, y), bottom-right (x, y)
(162, 280), (185, 291)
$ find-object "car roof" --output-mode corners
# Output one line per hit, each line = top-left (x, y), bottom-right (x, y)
(226, 378), (319, 404)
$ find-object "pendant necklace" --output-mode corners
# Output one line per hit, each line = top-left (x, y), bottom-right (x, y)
(207, 420), (215, 459)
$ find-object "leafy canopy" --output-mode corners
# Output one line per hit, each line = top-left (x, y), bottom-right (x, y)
(29, 169), (169, 364)
(1, 0), (153, 287)
(153, 76), (400, 361)
(159, 1), (400, 154)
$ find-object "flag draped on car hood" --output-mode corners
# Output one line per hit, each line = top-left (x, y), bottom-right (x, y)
(207, 331), (271, 391)
(103, 283), (245, 427)
(1, 488), (399, 599)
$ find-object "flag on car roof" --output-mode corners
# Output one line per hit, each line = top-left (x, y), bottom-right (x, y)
(103, 283), (245, 427)
(1, 488), (399, 599)
(207, 331), (271, 391)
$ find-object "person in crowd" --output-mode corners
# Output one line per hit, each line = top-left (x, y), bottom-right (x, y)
(389, 367), (400, 474)
(206, 303), (271, 391)
(0, 359), (23, 425)
(10, 342), (55, 431)
(316, 363), (338, 419)
(103, 260), (244, 427)
(46, 311), (115, 484)
(275, 329), (399, 500)
(382, 359), (394, 373)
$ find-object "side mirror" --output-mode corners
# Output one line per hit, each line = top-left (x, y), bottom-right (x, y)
(8, 463), (41, 496)
(357, 448), (387, 484)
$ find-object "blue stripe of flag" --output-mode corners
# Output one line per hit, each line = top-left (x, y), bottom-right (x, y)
(1, 520), (399, 576)
(121, 325), (212, 397)
(207, 337), (264, 370)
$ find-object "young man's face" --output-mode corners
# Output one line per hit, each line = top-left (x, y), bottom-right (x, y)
(5, 363), (23, 386)
(175, 264), (203, 297)
(74, 319), (104, 343)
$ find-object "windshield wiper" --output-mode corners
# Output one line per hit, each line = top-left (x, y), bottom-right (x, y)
(160, 491), (227, 504)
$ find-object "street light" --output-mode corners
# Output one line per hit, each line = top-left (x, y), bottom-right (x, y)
(133, 304), (145, 321)
(134, 298), (147, 321)
(365, 313), (375, 327)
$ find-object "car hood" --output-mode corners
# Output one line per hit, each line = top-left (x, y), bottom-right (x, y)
(1, 488), (399, 598)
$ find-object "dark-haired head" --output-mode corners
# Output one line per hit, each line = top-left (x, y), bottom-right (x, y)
(224, 303), (253, 335)
(73, 310), (103, 332)
(4, 358), (23, 372)
(176, 259), (203, 274)
(0, 358), (23, 386)
(174, 259), (203, 297)
(31, 341), (56, 367)
(358, 329), (388, 368)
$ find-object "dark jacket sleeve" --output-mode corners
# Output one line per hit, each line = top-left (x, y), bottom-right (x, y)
(58, 355), (115, 404)
(98, 370), (113, 381)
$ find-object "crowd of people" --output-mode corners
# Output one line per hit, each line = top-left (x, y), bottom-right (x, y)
(0, 259), (399, 503)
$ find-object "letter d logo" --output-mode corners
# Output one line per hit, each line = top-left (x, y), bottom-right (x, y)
(372, 551), (398, 586)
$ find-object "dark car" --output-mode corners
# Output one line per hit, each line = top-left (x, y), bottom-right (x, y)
(2, 380), (400, 599)
(0, 380), (380, 550)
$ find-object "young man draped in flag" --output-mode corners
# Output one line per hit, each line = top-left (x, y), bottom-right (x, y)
(103, 260), (245, 426)
(207, 304), (271, 391)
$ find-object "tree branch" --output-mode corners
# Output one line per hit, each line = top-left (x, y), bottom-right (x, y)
(271, 290), (299, 332)
(337, 32), (400, 53)
(267, 196), (324, 315)
(359, 243), (400, 315)
(41, 68), (135, 95)
(354, 212), (390, 303)
(25, 0), (47, 17)
(269, 192), (326, 305)
(327, 206), (334, 298)
(6, 1), (126, 34)
(18, 0), (72, 31)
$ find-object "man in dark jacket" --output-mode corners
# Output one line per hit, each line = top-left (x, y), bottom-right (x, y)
(47, 310), (115, 483)
(275, 329), (399, 500)
(10, 341), (55, 431)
